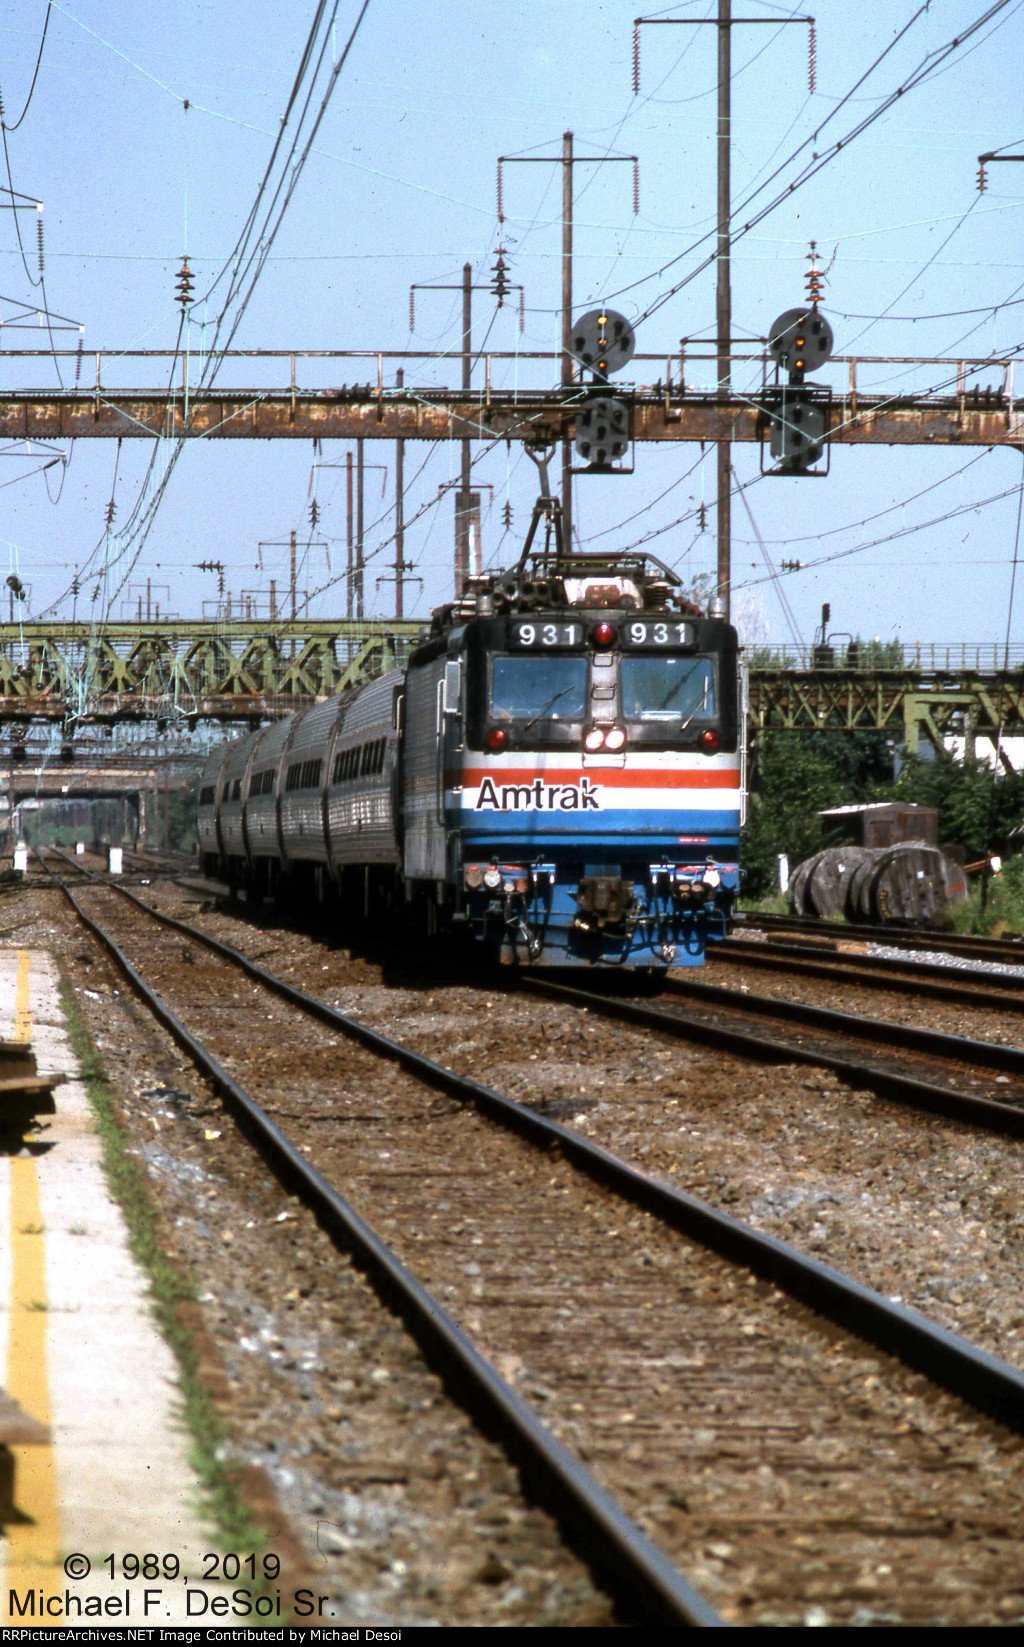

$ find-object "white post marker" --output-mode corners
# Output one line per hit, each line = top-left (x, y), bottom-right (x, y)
(13, 842), (28, 873)
(777, 852), (790, 893)
(108, 847), (123, 875)
(76, 841), (85, 856)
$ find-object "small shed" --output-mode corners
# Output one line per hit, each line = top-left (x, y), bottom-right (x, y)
(819, 802), (938, 850)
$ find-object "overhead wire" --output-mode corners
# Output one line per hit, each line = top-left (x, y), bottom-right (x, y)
(79, 1), (374, 627)
(2, 1), (52, 131)
(736, 476), (1024, 589)
(607, 1), (1017, 326)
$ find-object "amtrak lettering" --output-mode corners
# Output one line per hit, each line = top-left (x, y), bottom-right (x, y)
(476, 776), (600, 811)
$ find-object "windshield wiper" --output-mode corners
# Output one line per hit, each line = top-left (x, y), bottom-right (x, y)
(522, 685), (576, 732)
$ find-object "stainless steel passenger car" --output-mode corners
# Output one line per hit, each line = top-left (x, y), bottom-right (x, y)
(198, 541), (743, 968)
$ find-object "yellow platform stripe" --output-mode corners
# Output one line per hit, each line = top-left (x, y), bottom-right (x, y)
(3, 951), (61, 1619)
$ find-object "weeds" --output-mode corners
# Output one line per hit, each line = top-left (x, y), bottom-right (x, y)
(59, 979), (263, 1549)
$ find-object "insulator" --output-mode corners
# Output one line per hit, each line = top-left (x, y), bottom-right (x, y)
(496, 160), (504, 226)
(804, 239), (824, 306)
(519, 287), (525, 335)
(409, 288), (415, 332)
(977, 161), (988, 194)
(175, 255), (194, 312)
(36, 211), (44, 276)
(309, 498), (320, 528)
(633, 22), (640, 96)
(491, 248), (509, 305)
(501, 500), (513, 529)
(0, 89), (5, 124)
(633, 159), (640, 216)
(808, 18), (816, 95)
(698, 502), (707, 533)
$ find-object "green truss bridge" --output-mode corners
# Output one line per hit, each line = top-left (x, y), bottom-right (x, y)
(0, 621), (1021, 763)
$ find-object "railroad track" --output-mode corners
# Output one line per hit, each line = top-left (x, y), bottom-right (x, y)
(523, 969), (1024, 1139)
(716, 935), (1024, 1010)
(735, 908), (1024, 967)
(36, 848), (1024, 1625)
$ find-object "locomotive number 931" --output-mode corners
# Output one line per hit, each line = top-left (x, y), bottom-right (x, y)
(198, 540), (743, 970)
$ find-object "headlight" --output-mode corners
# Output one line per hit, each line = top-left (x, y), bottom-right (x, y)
(584, 727), (605, 751)
(604, 726), (625, 751)
(483, 865), (502, 889)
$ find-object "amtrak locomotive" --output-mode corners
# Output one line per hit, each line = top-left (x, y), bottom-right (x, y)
(198, 528), (742, 969)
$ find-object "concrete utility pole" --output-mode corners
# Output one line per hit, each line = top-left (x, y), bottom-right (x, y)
(634, 9), (813, 621)
(395, 368), (407, 619)
(410, 265), (518, 595)
(716, 0), (732, 620)
(498, 136), (637, 558)
(561, 131), (574, 554)
(346, 451), (353, 621)
(458, 264), (473, 595)
(356, 438), (364, 620)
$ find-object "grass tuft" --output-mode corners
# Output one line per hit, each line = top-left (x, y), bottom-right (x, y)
(59, 979), (264, 1549)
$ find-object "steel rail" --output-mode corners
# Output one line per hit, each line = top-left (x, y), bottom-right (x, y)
(41, 853), (1024, 1440)
(716, 936), (1024, 1011)
(38, 853), (724, 1630)
(735, 910), (1024, 965)
(659, 975), (1024, 1074)
(525, 976), (1024, 1140)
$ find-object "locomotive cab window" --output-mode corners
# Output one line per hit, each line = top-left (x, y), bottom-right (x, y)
(490, 654), (588, 723)
(620, 655), (717, 722)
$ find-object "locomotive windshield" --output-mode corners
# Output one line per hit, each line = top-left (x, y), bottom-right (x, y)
(490, 654), (588, 722)
(620, 655), (717, 722)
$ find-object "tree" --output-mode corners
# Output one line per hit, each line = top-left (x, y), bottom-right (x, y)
(895, 753), (1024, 860)
(741, 731), (845, 898)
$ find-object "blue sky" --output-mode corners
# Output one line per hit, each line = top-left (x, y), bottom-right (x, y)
(2, 0), (1024, 649)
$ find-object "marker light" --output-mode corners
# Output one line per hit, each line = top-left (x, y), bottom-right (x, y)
(593, 621), (615, 647)
(485, 727), (507, 751)
(699, 729), (720, 752)
(465, 866), (484, 889)
(584, 727), (606, 751)
(604, 726), (626, 751)
(483, 865), (502, 889)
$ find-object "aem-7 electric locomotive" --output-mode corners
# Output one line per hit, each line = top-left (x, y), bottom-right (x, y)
(198, 540), (742, 969)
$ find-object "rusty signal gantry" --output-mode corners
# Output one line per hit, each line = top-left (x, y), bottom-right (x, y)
(1, 347), (1024, 449)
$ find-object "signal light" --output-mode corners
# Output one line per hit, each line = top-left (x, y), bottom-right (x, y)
(593, 621), (615, 647)
(485, 727), (507, 752)
(699, 729), (720, 752)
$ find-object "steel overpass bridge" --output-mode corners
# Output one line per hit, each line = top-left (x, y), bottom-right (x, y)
(0, 620), (1021, 764)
